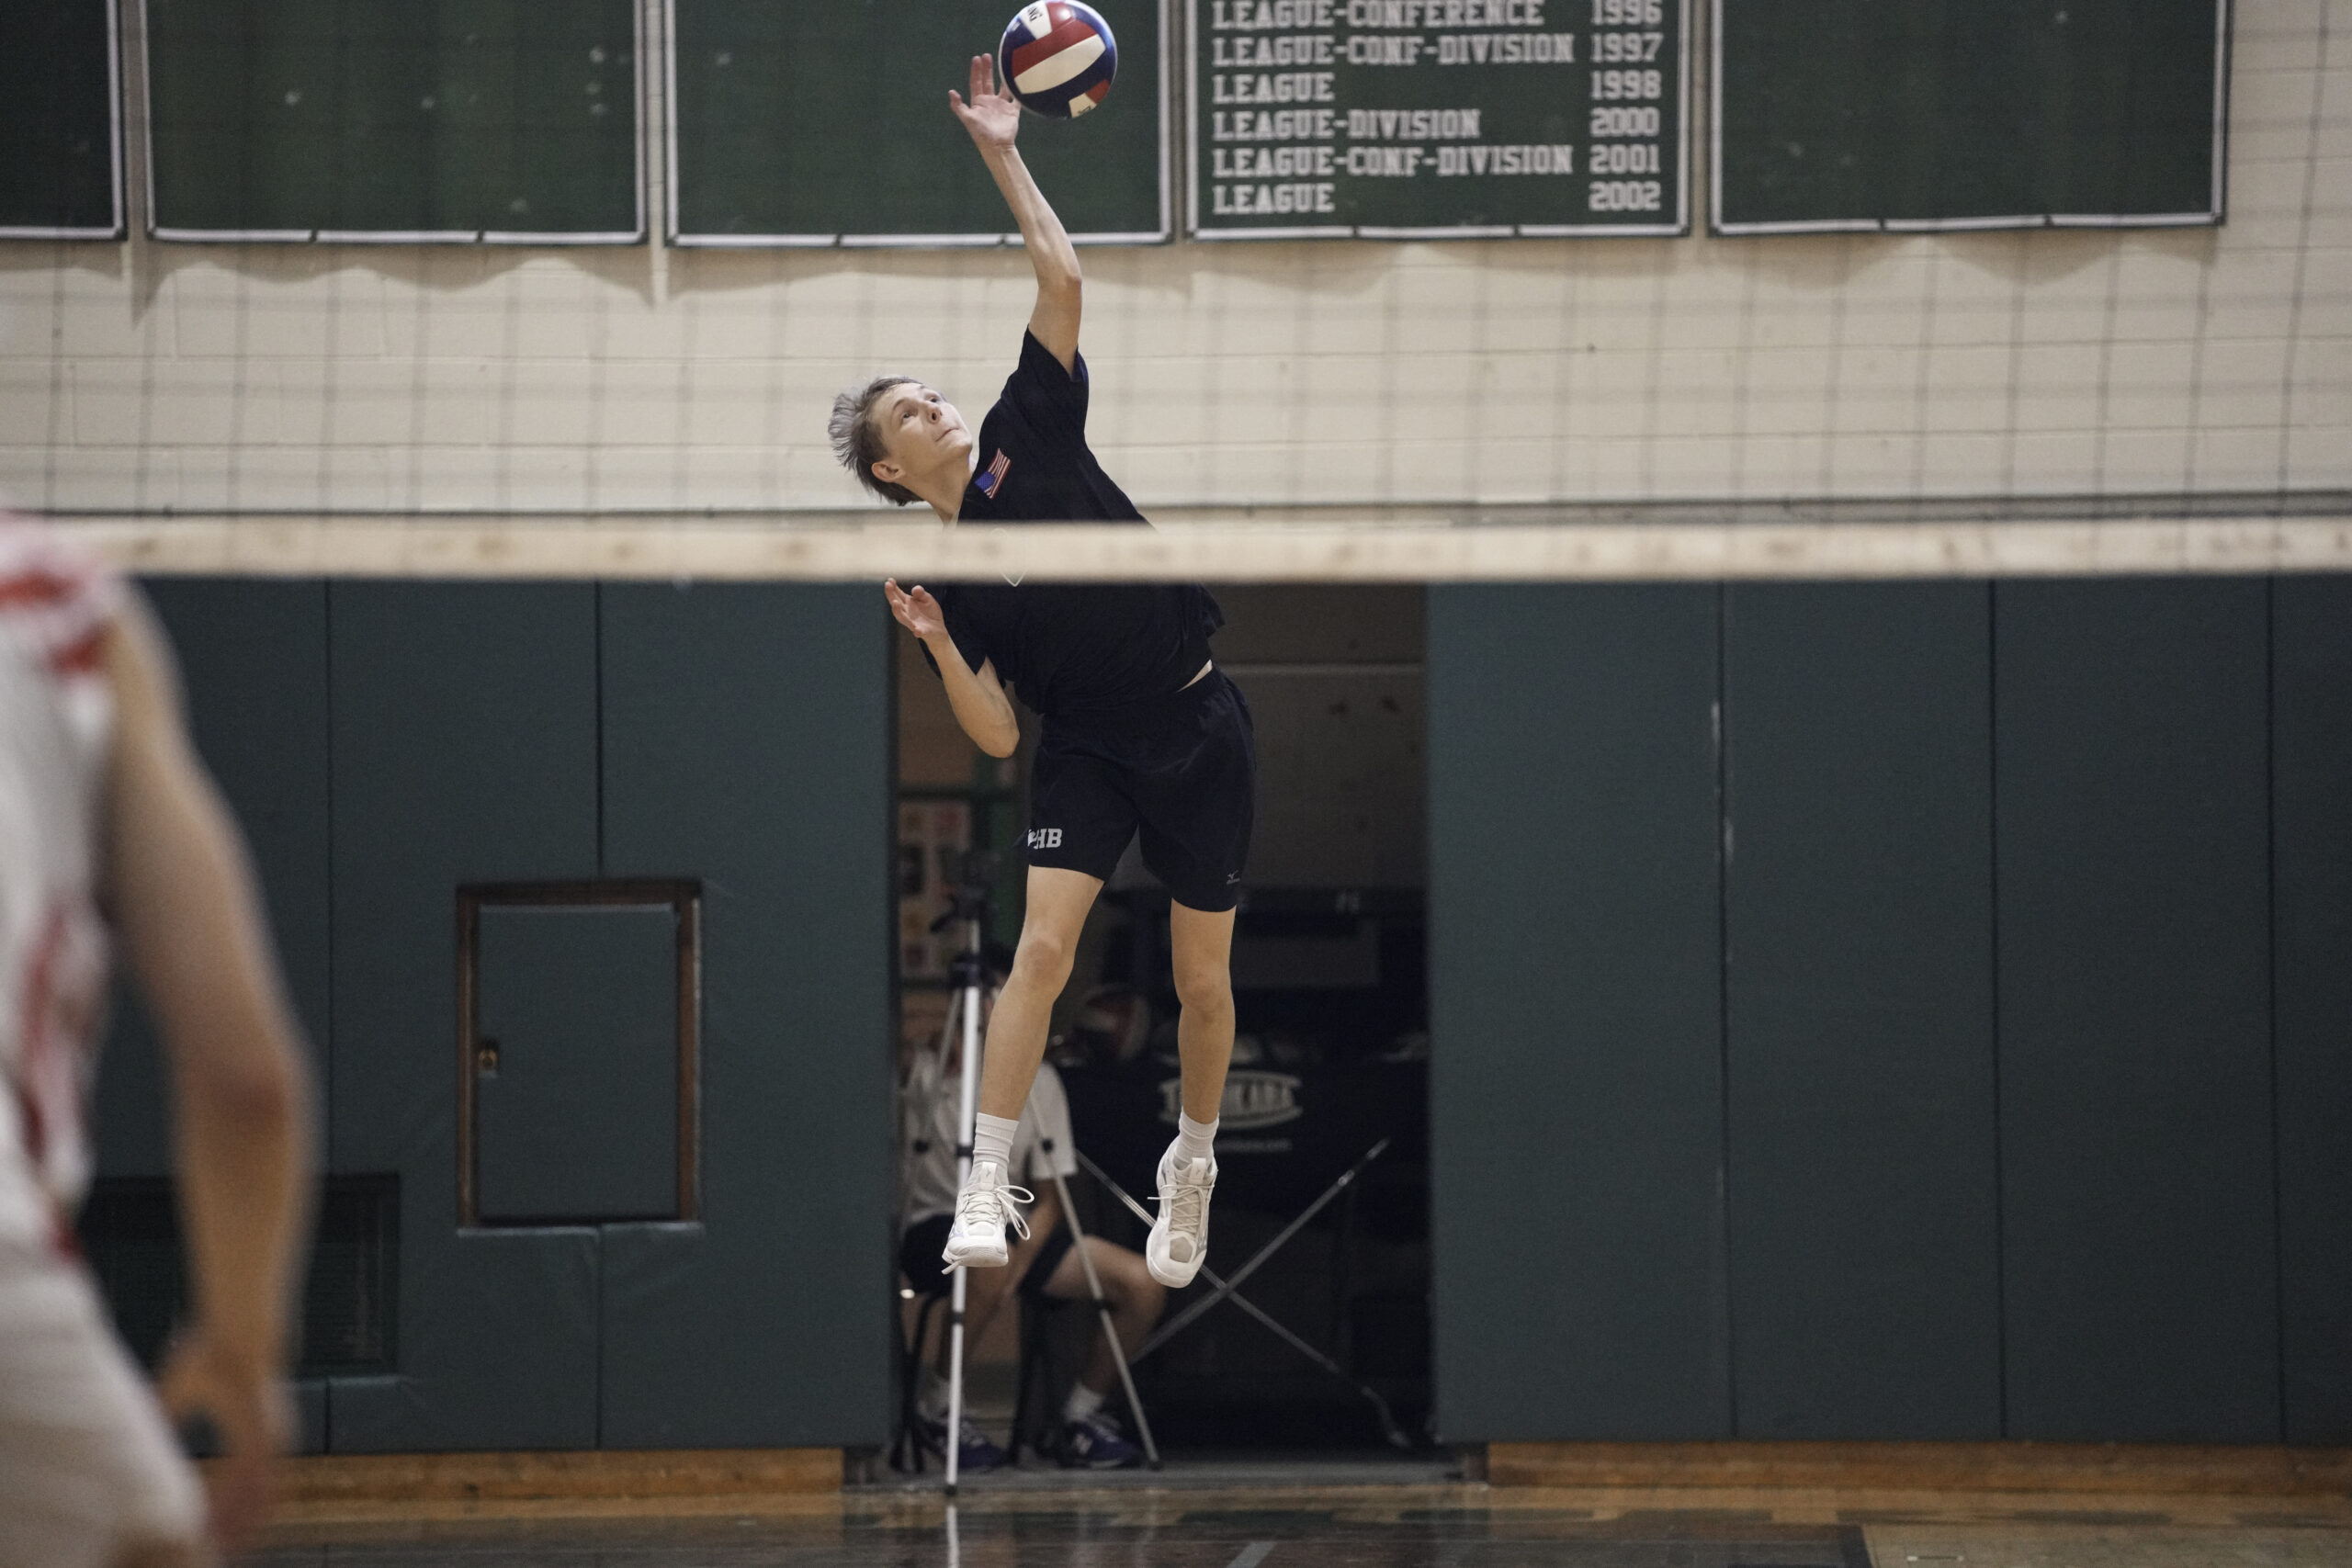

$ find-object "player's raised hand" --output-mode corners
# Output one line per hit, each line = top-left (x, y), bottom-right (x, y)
(949, 53), (1021, 153)
(886, 579), (948, 641)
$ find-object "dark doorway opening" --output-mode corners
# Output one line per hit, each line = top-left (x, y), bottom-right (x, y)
(892, 585), (1430, 1458)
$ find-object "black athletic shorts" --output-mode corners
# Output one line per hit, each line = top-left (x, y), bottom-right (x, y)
(1024, 669), (1255, 912)
(899, 1212), (1075, 1301)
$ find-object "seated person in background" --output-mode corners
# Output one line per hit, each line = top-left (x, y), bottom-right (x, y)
(900, 1019), (1164, 1471)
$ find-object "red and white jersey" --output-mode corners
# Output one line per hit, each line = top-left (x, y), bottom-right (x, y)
(0, 521), (118, 1250)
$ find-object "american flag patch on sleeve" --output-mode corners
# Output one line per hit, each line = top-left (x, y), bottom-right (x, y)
(975, 449), (1011, 498)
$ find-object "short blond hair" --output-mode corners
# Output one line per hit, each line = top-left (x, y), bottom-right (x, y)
(829, 377), (922, 506)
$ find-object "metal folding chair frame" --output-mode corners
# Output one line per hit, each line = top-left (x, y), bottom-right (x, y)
(1072, 1138), (1413, 1450)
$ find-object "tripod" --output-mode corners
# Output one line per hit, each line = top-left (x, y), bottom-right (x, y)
(926, 857), (1159, 1494)
(929, 864), (989, 1497)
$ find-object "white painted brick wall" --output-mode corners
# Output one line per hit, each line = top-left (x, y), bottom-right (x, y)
(0, 5), (2343, 515)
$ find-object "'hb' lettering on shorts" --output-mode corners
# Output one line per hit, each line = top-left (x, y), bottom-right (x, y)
(1022, 671), (1255, 912)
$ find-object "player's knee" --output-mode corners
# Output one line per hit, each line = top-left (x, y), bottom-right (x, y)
(1012, 929), (1077, 989)
(1171, 956), (1232, 1013)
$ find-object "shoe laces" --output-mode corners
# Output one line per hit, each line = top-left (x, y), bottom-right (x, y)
(957, 1168), (1034, 1241)
(1159, 1159), (1211, 1237)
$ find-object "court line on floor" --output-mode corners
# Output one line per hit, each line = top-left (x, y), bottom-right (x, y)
(1227, 1543), (1276, 1568)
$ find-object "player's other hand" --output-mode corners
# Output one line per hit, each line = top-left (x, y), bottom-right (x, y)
(157, 1327), (293, 1554)
(949, 53), (1021, 152)
(886, 579), (948, 641)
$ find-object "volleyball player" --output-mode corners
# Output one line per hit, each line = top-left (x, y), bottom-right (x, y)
(831, 56), (1251, 1291)
(0, 519), (312, 1568)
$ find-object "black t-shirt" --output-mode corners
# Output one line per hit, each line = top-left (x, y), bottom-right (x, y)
(926, 333), (1223, 726)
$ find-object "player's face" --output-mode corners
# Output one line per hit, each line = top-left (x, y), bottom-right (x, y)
(874, 382), (973, 482)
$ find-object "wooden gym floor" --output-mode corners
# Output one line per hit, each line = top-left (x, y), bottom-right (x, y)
(252, 1456), (2352, 1568)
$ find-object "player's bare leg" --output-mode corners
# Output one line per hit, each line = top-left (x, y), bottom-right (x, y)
(942, 866), (1103, 1269)
(978, 866), (1104, 1122)
(1169, 901), (1238, 1123)
(1148, 900), (1236, 1287)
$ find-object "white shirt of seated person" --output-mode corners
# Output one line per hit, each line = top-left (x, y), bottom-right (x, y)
(900, 1053), (1079, 1228)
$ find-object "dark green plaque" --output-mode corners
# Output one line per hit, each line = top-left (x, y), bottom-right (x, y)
(670, 0), (1168, 244)
(0, 0), (120, 237)
(146, 0), (641, 241)
(1189, 0), (1687, 237)
(1712, 0), (2227, 232)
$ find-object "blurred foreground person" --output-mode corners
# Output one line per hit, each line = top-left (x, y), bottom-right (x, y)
(0, 519), (313, 1568)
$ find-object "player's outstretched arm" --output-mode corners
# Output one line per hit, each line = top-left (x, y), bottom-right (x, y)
(951, 52), (1081, 372)
(887, 579), (1022, 758)
(102, 592), (315, 1553)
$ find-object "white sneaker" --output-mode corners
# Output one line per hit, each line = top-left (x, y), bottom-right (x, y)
(1147, 1151), (1216, 1287)
(943, 1159), (1031, 1269)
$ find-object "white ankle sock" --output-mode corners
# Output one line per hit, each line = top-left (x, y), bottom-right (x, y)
(1173, 1111), (1218, 1168)
(970, 1112), (1018, 1175)
(918, 1368), (950, 1422)
(1062, 1382), (1105, 1424)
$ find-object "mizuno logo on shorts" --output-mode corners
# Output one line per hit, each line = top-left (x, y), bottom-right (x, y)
(1026, 828), (1063, 849)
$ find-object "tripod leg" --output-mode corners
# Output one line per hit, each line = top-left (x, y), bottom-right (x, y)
(1045, 1159), (1161, 1469)
(944, 949), (985, 1497)
(944, 1265), (967, 1495)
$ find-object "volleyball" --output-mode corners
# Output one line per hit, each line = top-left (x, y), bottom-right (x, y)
(997, 1), (1118, 118)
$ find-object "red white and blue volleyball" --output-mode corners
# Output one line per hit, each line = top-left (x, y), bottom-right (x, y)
(999, 2), (1118, 118)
